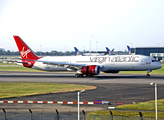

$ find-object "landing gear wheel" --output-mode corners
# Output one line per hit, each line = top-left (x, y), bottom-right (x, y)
(146, 74), (150, 77)
(89, 74), (94, 77)
(146, 70), (151, 77)
(75, 73), (83, 78)
(75, 73), (79, 78)
(79, 74), (84, 77)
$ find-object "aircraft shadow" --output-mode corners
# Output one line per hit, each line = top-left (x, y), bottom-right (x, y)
(0, 71), (164, 79)
(0, 73), (164, 79)
(94, 75), (164, 79)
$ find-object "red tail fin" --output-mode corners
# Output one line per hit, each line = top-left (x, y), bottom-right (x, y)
(13, 35), (40, 60)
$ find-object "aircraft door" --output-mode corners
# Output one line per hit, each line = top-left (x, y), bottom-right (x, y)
(141, 59), (145, 65)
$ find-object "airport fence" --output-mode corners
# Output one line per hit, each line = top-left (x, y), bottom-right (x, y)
(0, 111), (164, 120)
(0, 112), (78, 120)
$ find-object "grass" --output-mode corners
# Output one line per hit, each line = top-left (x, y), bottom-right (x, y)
(0, 63), (17, 65)
(116, 99), (164, 111)
(0, 82), (96, 99)
(87, 99), (164, 118)
(0, 66), (42, 72)
(87, 111), (164, 118)
(0, 63), (44, 72)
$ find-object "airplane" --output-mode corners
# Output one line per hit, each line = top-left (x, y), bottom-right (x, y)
(74, 47), (82, 56)
(13, 35), (162, 77)
(127, 45), (131, 54)
(106, 47), (114, 55)
(75, 47), (104, 56)
(111, 48), (114, 53)
(106, 47), (110, 54)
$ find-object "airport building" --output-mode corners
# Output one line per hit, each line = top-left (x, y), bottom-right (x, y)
(131, 47), (164, 56)
(131, 47), (164, 62)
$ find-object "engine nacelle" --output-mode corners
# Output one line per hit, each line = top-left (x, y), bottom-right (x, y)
(81, 65), (101, 76)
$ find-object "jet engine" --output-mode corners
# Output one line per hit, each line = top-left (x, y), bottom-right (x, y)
(81, 65), (101, 76)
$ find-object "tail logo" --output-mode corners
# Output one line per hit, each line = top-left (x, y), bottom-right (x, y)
(21, 47), (31, 58)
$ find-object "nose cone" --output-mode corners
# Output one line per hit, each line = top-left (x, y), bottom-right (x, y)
(156, 62), (162, 69)
(151, 62), (162, 70)
(159, 63), (162, 68)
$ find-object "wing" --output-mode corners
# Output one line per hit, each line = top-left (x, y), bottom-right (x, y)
(37, 60), (101, 71)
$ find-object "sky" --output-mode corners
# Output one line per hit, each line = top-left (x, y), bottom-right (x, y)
(0, 0), (164, 52)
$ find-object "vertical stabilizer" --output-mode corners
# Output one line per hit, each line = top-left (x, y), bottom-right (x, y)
(13, 35), (40, 60)
(74, 47), (82, 56)
(106, 47), (111, 54)
(111, 48), (114, 53)
(127, 45), (131, 54)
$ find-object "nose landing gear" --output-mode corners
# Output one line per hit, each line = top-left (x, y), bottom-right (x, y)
(146, 74), (150, 77)
(146, 70), (152, 77)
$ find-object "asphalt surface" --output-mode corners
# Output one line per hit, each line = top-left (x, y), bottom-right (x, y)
(0, 71), (164, 113)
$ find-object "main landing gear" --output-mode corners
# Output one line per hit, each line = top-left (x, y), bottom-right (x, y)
(146, 70), (152, 77)
(75, 73), (84, 78)
(75, 73), (94, 77)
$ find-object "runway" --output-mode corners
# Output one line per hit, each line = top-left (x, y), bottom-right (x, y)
(0, 71), (164, 113)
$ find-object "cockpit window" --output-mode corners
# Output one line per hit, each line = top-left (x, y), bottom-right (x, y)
(152, 60), (158, 62)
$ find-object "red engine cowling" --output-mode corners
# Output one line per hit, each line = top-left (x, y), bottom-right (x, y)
(81, 65), (101, 76)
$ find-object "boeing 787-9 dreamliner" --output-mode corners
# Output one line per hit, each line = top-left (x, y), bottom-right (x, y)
(13, 35), (162, 77)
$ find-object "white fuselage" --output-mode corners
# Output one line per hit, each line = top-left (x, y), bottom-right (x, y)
(31, 55), (162, 72)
